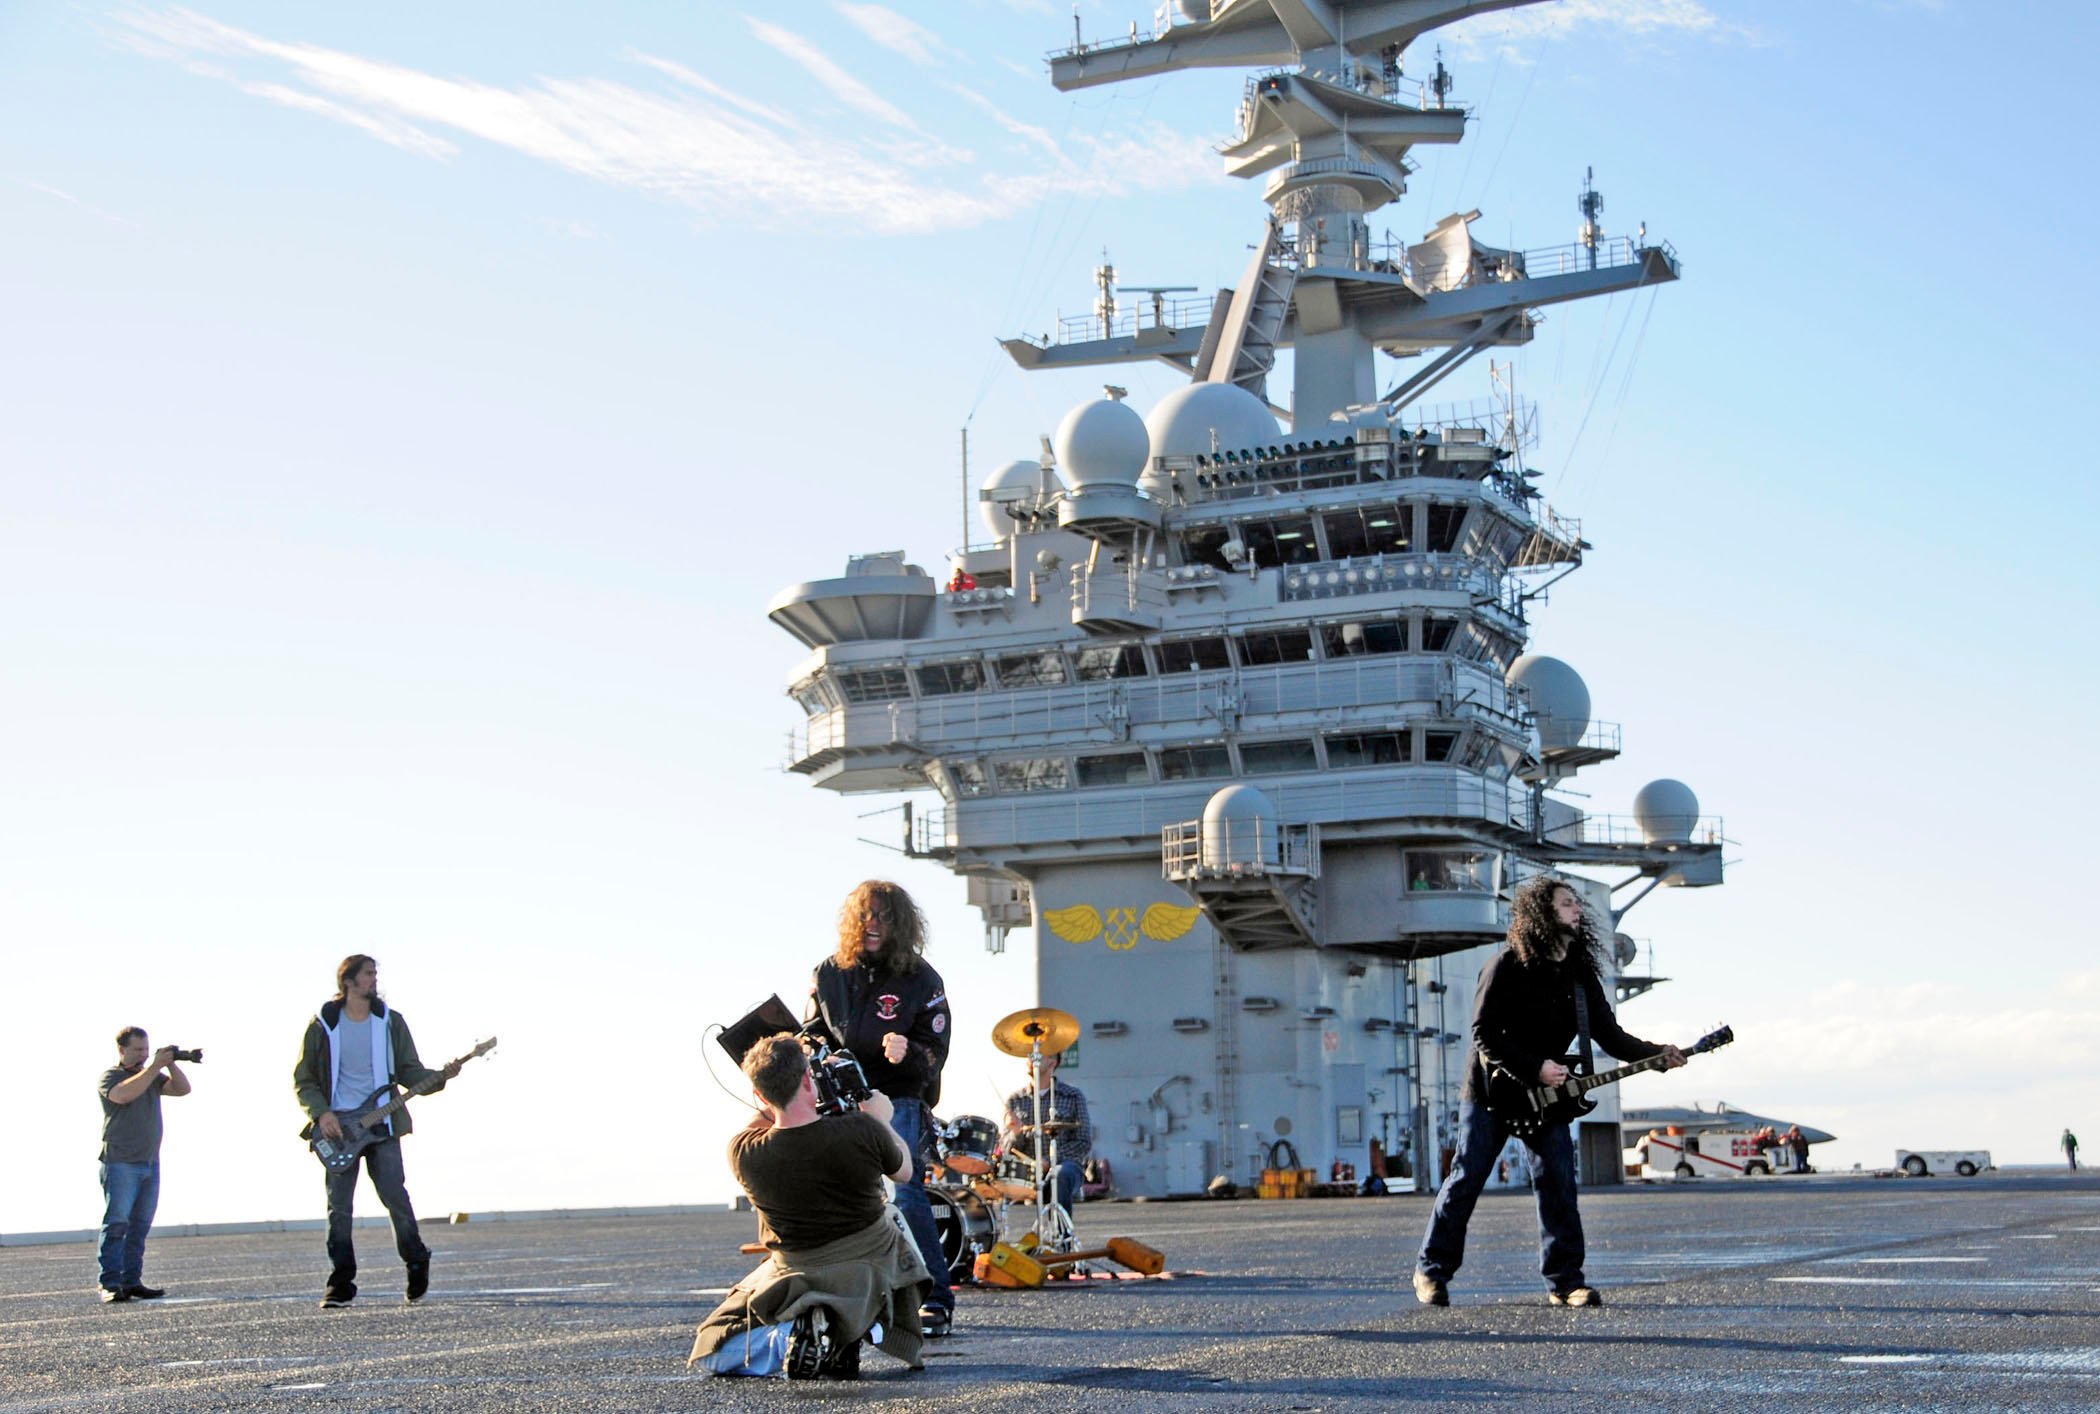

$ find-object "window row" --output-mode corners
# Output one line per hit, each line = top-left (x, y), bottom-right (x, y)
(1178, 500), (1486, 571)
(935, 726), (1500, 798)
(806, 617), (1517, 711)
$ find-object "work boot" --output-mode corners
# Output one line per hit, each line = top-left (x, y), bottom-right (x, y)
(98, 1288), (130, 1304)
(124, 1284), (166, 1300)
(1548, 1286), (1603, 1308)
(406, 1260), (430, 1304)
(1412, 1271), (1449, 1306)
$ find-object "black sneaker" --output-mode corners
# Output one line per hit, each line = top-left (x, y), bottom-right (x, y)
(819, 1334), (862, 1380)
(98, 1288), (130, 1304)
(1412, 1272), (1449, 1306)
(1548, 1286), (1603, 1308)
(124, 1284), (166, 1300)
(406, 1261), (430, 1304)
(319, 1289), (355, 1309)
(918, 1304), (952, 1338)
(784, 1309), (827, 1380)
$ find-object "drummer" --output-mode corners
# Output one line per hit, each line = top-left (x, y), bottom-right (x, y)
(1001, 1050), (1092, 1216)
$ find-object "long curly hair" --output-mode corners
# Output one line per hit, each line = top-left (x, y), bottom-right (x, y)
(1506, 875), (1602, 980)
(834, 880), (929, 974)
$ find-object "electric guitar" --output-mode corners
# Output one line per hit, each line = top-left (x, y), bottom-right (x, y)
(1485, 1025), (1732, 1137)
(307, 1037), (497, 1172)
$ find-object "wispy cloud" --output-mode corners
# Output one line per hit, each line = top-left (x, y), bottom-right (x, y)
(13, 175), (139, 227)
(833, 3), (957, 67)
(108, 7), (1221, 237)
(1445, 0), (1761, 59)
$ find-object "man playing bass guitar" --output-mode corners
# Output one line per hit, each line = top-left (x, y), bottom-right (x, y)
(293, 955), (461, 1309)
(1413, 877), (1684, 1310)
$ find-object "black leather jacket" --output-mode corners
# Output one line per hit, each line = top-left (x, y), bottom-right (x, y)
(809, 957), (952, 1108)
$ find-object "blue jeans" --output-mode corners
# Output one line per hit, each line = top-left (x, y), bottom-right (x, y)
(98, 1160), (159, 1290)
(887, 1100), (953, 1313)
(1416, 1099), (1585, 1292)
(1050, 1159), (1084, 1214)
(323, 1136), (429, 1297)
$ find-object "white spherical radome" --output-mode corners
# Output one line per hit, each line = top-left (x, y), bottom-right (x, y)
(1199, 783), (1278, 870)
(1632, 779), (1701, 845)
(978, 457), (1061, 541)
(1053, 397), (1150, 488)
(1505, 654), (1591, 750)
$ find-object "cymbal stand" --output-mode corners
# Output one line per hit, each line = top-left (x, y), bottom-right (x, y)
(1025, 1030), (1075, 1255)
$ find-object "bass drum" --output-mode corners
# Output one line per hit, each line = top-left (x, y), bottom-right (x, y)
(926, 1186), (995, 1283)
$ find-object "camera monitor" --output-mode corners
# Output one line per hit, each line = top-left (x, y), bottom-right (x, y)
(716, 994), (801, 1066)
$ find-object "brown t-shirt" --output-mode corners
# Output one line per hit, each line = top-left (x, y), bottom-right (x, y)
(730, 1111), (905, 1250)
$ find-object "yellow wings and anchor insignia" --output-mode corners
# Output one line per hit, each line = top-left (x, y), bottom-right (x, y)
(1140, 903), (1203, 941)
(1043, 904), (1103, 943)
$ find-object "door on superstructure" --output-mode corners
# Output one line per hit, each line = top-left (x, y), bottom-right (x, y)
(1578, 1122), (1624, 1187)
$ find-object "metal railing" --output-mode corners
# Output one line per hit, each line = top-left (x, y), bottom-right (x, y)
(1161, 816), (1320, 879)
(1545, 813), (1727, 848)
(1070, 563), (1166, 623)
(1517, 236), (1678, 280)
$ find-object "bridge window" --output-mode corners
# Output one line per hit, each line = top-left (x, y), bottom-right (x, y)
(1240, 738), (1316, 775)
(994, 650), (1068, 688)
(1072, 644), (1149, 681)
(1422, 730), (1460, 761)
(1075, 751), (1150, 787)
(1159, 636), (1231, 672)
(1405, 849), (1496, 892)
(1421, 617), (1458, 652)
(1181, 525), (1234, 570)
(1319, 619), (1407, 658)
(915, 660), (984, 696)
(1158, 744), (1233, 781)
(1241, 515), (1322, 568)
(946, 759), (990, 797)
(791, 681), (835, 716)
(837, 667), (912, 703)
(1321, 505), (1410, 559)
(1425, 503), (1467, 553)
(994, 757), (1070, 792)
(1238, 627), (1314, 665)
(1326, 731), (1410, 768)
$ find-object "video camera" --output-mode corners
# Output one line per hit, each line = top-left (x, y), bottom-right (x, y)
(717, 995), (871, 1118)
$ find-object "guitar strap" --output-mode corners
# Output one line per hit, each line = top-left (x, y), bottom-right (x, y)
(1571, 975), (1596, 1078)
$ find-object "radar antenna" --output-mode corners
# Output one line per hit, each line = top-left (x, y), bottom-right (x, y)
(1430, 48), (1454, 109)
(1117, 283), (1199, 329)
(1578, 166), (1605, 270)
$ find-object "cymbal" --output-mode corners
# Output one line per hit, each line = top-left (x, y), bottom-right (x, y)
(992, 1006), (1080, 1057)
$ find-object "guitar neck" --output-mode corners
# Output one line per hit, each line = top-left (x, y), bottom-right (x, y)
(360, 1060), (468, 1128)
(1568, 1051), (1672, 1096)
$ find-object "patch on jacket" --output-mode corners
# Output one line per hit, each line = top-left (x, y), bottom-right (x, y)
(876, 993), (901, 1021)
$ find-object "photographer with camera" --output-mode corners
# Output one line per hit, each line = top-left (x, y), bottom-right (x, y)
(808, 881), (955, 1336)
(95, 1027), (193, 1302)
(690, 1034), (930, 1380)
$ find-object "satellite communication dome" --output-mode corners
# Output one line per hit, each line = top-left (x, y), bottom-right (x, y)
(1054, 396), (1150, 488)
(1146, 382), (1281, 463)
(1175, 0), (1208, 20)
(1632, 779), (1700, 845)
(979, 457), (1063, 541)
(1200, 782), (1279, 870)
(1506, 654), (1591, 750)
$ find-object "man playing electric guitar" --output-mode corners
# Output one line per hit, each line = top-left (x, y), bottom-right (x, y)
(1413, 877), (1685, 1310)
(293, 955), (461, 1309)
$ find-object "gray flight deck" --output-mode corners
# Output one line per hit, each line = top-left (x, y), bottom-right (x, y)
(5, 1173), (2095, 1410)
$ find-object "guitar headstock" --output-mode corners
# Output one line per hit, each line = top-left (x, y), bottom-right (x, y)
(1687, 1025), (1733, 1055)
(460, 1037), (498, 1063)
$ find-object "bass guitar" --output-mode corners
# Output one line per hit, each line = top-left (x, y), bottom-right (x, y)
(308, 1037), (497, 1173)
(1485, 1025), (1732, 1137)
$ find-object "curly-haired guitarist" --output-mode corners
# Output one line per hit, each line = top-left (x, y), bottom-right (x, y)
(1413, 876), (1684, 1309)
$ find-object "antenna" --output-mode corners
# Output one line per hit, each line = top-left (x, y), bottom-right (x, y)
(960, 425), (971, 553)
(1578, 166), (1605, 270)
(1094, 249), (1118, 329)
(1430, 47), (1453, 109)
(1116, 283), (1199, 328)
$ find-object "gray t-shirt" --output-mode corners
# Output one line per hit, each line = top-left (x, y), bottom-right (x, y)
(98, 1065), (166, 1164)
(333, 1016), (378, 1111)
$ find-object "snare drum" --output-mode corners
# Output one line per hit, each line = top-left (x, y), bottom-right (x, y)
(972, 1148), (1038, 1204)
(936, 1115), (1000, 1176)
(927, 1186), (995, 1282)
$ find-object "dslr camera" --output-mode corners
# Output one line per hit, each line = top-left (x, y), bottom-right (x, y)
(718, 995), (870, 1117)
(167, 1046), (204, 1064)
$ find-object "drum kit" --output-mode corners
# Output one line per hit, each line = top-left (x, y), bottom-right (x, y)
(925, 1005), (1082, 1283)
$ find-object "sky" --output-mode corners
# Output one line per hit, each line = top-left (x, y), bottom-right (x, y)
(4, 0), (2097, 1236)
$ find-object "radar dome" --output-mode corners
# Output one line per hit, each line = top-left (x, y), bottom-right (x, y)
(1175, 0), (1208, 20)
(979, 457), (1063, 541)
(1054, 396), (1149, 489)
(1199, 783), (1278, 871)
(1506, 655), (1591, 750)
(1145, 381), (1281, 464)
(1633, 779), (1700, 845)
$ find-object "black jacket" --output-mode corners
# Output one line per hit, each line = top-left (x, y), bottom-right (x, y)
(1463, 948), (1661, 1104)
(809, 958), (951, 1108)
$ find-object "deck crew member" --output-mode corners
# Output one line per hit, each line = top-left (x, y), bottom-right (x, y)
(809, 881), (955, 1336)
(1413, 876), (1684, 1309)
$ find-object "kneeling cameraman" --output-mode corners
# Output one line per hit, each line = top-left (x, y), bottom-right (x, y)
(689, 1034), (931, 1380)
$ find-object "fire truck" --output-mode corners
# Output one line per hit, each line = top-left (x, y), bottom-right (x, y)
(1633, 1127), (1796, 1179)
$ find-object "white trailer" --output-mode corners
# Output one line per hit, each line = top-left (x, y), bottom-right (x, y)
(1634, 1128), (1791, 1179)
(1895, 1149), (1992, 1177)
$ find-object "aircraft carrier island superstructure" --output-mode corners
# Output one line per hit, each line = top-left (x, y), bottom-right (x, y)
(767, 0), (1727, 1198)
